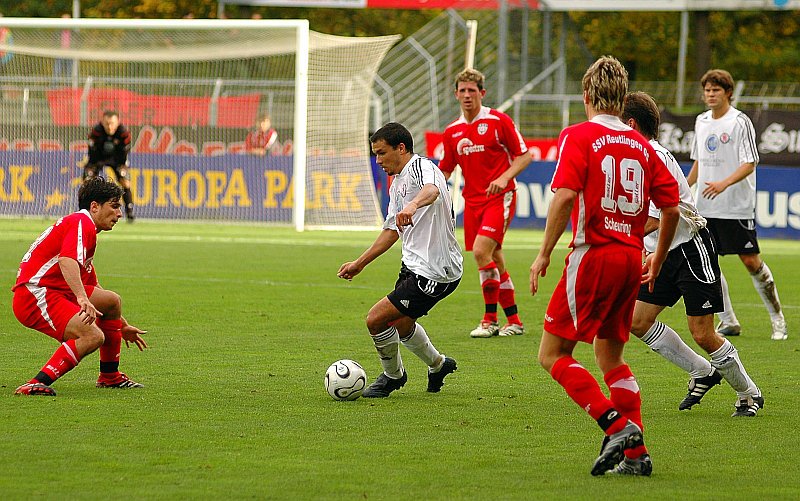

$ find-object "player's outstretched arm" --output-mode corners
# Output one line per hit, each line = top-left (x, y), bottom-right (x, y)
(337, 229), (399, 281)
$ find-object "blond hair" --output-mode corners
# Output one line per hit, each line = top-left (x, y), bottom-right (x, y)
(582, 56), (628, 115)
(455, 68), (485, 91)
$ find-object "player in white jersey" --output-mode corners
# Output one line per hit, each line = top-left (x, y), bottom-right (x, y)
(687, 69), (787, 341)
(624, 92), (764, 417)
(338, 122), (462, 398)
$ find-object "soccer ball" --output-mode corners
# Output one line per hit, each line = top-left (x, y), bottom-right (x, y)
(324, 359), (367, 401)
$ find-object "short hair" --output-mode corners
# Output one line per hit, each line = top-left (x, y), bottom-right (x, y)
(700, 69), (735, 98)
(622, 91), (661, 139)
(370, 122), (413, 154)
(582, 56), (628, 115)
(454, 68), (485, 91)
(102, 110), (119, 119)
(78, 177), (124, 210)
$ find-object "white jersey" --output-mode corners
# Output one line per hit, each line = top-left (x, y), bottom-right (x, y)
(644, 140), (706, 253)
(690, 106), (759, 219)
(384, 154), (463, 283)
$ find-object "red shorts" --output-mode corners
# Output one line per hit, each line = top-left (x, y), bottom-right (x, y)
(463, 191), (516, 251)
(544, 245), (641, 344)
(12, 284), (95, 342)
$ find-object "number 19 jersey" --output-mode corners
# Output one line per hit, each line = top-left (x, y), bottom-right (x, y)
(552, 115), (679, 250)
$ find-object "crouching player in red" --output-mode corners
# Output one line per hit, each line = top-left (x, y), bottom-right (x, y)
(12, 177), (147, 396)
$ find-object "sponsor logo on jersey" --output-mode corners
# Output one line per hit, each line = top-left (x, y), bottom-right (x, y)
(720, 132), (731, 144)
(706, 134), (719, 152)
(481, 225), (497, 233)
(456, 138), (485, 156)
(452, 131), (464, 138)
(477, 123), (488, 135)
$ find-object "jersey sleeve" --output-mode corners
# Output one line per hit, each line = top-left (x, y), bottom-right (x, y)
(382, 184), (398, 231)
(59, 216), (96, 269)
(647, 152), (680, 210)
(437, 132), (456, 174)
(737, 114), (759, 166)
(551, 128), (586, 193)
(497, 112), (528, 157)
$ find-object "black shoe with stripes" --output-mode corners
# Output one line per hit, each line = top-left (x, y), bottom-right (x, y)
(678, 368), (723, 410)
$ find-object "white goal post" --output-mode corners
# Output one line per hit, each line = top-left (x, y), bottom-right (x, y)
(0, 18), (399, 230)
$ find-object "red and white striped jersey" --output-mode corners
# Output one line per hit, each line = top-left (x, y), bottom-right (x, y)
(438, 106), (528, 204)
(13, 210), (99, 292)
(552, 114), (679, 250)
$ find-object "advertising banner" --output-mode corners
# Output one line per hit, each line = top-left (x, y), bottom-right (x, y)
(46, 88), (261, 128)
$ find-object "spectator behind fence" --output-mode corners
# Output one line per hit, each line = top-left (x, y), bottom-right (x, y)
(246, 115), (278, 156)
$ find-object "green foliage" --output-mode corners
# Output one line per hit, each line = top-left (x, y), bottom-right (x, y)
(0, 219), (798, 498)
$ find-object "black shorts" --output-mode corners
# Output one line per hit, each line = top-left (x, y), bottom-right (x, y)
(638, 227), (723, 317)
(705, 217), (760, 255)
(387, 263), (460, 319)
(84, 164), (129, 182)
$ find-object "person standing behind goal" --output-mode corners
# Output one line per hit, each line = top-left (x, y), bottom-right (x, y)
(687, 69), (787, 341)
(85, 110), (136, 222)
(438, 68), (533, 339)
(338, 122), (461, 398)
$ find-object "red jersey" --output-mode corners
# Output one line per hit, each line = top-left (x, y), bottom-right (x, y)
(13, 211), (99, 292)
(438, 106), (528, 204)
(552, 115), (679, 250)
(245, 128), (278, 152)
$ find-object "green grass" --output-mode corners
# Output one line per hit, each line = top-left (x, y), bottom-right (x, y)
(0, 218), (798, 500)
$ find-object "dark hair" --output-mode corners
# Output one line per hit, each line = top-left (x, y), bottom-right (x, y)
(370, 122), (413, 154)
(103, 109), (119, 119)
(700, 69), (734, 94)
(78, 177), (124, 210)
(622, 91), (661, 139)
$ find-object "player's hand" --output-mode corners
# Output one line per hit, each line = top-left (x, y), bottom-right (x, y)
(486, 177), (509, 196)
(77, 296), (102, 325)
(530, 255), (550, 295)
(641, 253), (662, 292)
(396, 204), (416, 228)
(337, 261), (362, 281)
(701, 181), (728, 199)
(121, 324), (148, 351)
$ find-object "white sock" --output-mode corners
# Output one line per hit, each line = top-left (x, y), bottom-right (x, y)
(640, 321), (712, 379)
(372, 326), (404, 379)
(710, 339), (760, 398)
(400, 323), (443, 370)
(718, 272), (740, 326)
(750, 262), (785, 322)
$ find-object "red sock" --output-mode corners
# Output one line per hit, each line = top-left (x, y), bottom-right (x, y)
(551, 356), (626, 435)
(98, 318), (122, 375)
(479, 262), (500, 323)
(605, 364), (648, 458)
(33, 338), (81, 385)
(498, 271), (522, 325)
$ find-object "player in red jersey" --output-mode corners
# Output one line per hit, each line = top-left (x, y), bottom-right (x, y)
(12, 177), (147, 396)
(438, 68), (532, 338)
(245, 115), (279, 156)
(529, 56), (680, 476)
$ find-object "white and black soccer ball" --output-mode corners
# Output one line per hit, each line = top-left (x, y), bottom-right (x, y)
(324, 359), (367, 401)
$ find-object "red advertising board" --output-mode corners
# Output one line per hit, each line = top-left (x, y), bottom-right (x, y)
(367, 0), (537, 8)
(46, 88), (261, 128)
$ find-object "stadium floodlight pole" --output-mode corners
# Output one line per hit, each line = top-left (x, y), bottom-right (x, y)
(293, 20), (310, 232)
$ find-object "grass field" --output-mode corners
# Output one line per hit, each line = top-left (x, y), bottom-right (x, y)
(0, 218), (798, 500)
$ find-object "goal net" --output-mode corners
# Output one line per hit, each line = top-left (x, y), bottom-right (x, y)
(0, 18), (399, 230)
